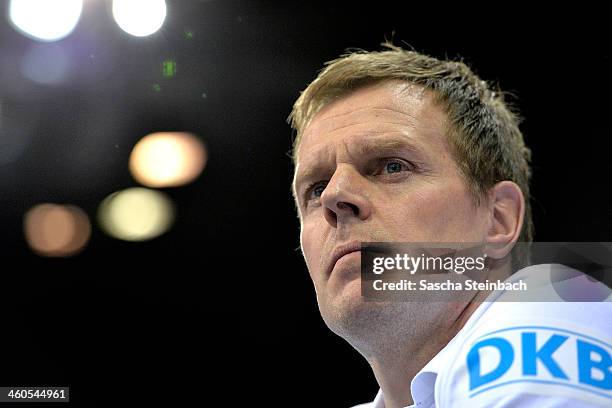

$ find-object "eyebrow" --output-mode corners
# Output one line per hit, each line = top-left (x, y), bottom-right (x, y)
(355, 136), (422, 156)
(293, 134), (424, 196)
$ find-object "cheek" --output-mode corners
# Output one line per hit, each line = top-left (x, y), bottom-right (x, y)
(384, 181), (484, 241)
(300, 220), (323, 277)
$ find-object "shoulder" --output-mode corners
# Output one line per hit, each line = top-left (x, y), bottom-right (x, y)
(435, 301), (612, 407)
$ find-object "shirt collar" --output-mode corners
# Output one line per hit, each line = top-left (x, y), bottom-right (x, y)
(408, 338), (448, 407)
(369, 344), (448, 408)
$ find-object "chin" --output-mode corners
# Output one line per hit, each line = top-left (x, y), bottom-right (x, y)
(319, 280), (391, 343)
(320, 281), (442, 352)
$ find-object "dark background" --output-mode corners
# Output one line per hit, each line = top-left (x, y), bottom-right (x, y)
(0, 1), (609, 406)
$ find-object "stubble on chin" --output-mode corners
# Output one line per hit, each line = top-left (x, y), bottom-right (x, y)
(320, 294), (453, 361)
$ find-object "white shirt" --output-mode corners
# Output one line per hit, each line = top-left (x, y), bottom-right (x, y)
(351, 264), (612, 407)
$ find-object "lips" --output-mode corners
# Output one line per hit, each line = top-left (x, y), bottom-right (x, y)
(327, 241), (362, 276)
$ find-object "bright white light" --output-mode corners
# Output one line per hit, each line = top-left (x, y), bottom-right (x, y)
(112, 0), (167, 37)
(9, 0), (83, 42)
(129, 132), (207, 188)
(98, 188), (174, 241)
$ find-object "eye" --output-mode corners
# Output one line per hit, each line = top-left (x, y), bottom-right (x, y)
(385, 161), (403, 174)
(377, 159), (412, 175)
(306, 181), (327, 202)
(312, 184), (326, 198)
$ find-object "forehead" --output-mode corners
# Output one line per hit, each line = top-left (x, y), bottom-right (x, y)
(295, 81), (450, 167)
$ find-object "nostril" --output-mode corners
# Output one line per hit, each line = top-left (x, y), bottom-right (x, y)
(337, 201), (359, 215)
(324, 207), (337, 227)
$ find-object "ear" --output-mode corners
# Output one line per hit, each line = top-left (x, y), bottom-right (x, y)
(485, 181), (525, 260)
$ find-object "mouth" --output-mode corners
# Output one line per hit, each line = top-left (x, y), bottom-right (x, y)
(327, 240), (362, 276)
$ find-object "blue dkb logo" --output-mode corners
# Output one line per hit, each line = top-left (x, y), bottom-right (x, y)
(467, 329), (611, 393)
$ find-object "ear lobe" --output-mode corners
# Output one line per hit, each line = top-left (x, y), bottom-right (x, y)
(485, 181), (525, 260)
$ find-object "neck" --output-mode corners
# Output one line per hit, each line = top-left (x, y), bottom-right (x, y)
(349, 262), (511, 408)
(367, 325), (452, 407)
(368, 347), (433, 407)
(366, 293), (489, 408)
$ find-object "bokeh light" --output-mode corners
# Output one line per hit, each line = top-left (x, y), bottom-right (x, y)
(112, 0), (167, 37)
(9, 0), (83, 42)
(21, 43), (69, 85)
(98, 187), (174, 242)
(129, 132), (207, 188)
(23, 204), (91, 257)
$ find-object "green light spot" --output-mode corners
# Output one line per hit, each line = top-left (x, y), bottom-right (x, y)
(185, 30), (194, 39)
(162, 60), (177, 78)
(152, 84), (161, 92)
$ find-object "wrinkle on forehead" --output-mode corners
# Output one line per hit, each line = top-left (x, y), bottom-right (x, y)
(303, 84), (427, 139)
(296, 81), (447, 165)
(307, 109), (421, 140)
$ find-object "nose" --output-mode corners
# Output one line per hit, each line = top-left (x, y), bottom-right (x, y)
(320, 165), (372, 227)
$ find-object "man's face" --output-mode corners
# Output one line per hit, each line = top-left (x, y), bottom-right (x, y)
(292, 81), (490, 337)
